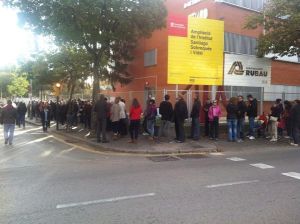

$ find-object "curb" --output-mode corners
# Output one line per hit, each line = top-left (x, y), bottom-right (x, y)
(26, 120), (218, 155)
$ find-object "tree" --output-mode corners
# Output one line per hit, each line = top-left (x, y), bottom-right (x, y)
(48, 46), (92, 102)
(0, 68), (13, 98)
(7, 75), (29, 97)
(245, 0), (300, 57)
(4, 0), (167, 101)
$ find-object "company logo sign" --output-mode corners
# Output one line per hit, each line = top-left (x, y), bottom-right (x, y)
(224, 54), (271, 87)
(228, 61), (244, 75)
(168, 16), (188, 37)
(228, 61), (268, 77)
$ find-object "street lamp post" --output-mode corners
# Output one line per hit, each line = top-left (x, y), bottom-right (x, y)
(55, 83), (61, 130)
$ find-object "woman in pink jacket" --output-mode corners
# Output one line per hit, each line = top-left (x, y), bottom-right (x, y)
(208, 100), (222, 140)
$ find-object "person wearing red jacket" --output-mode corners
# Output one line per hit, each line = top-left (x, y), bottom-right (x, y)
(129, 98), (142, 143)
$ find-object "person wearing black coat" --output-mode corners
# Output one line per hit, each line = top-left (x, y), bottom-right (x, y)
(189, 97), (201, 140)
(94, 94), (109, 143)
(40, 102), (51, 132)
(17, 101), (27, 129)
(237, 95), (247, 141)
(174, 95), (188, 143)
(203, 99), (212, 137)
(290, 100), (300, 146)
(247, 94), (258, 140)
(226, 97), (239, 142)
(1, 100), (17, 145)
(158, 94), (173, 140)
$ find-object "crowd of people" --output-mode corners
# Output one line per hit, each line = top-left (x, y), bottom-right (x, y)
(1, 93), (300, 147)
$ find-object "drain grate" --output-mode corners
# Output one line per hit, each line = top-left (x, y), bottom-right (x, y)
(147, 156), (180, 162)
(177, 154), (208, 160)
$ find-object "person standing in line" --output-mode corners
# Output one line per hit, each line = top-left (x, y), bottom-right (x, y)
(237, 95), (247, 142)
(40, 101), (51, 132)
(158, 94), (173, 141)
(203, 98), (212, 137)
(128, 98), (143, 143)
(0, 100), (17, 145)
(283, 100), (292, 139)
(94, 94), (109, 143)
(269, 99), (283, 142)
(119, 98), (127, 136)
(174, 95), (188, 143)
(226, 97), (238, 142)
(189, 96), (201, 140)
(246, 94), (258, 140)
(146, 99), (157, 140)
(17, 101), (27, 129)
(208, 100), (221, 140)
(111, 97), (121, 140)
(290, 99), (300, 147)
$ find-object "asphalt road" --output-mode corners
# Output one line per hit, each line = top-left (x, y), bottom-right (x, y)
(0, 125), (300, 224)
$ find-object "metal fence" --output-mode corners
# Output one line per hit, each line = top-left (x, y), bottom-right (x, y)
(102, 89), (300, 118)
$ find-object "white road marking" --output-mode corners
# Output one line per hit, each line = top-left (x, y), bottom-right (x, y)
(250, 163), (274, 169)
(227, 157), (246, 161)
(282, 172), (300, 180)
(56, 193), (156, 209)
(206, 180), (259, 188)
(210, 152), (225, 156)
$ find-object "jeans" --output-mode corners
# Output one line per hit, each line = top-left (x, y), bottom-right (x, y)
(111, 121), (119, 134)
(175, 119), (185, 142)
(292, 125), (300, 144)
(147, 119), (155, 137)
(209, 117), (219, 139)
(270, 120), (278, 139)
(237, 118), (245, 139)
(97, 118), (107, 142)
(18, 114), (25, 128)
(129, 119), (140, 140)
(190, 117), (200, 140)
(158, 120), (171, 139)
(248, 116), (255, 136)
(227, 119), (237, 141)
(4, 123), (15, 144)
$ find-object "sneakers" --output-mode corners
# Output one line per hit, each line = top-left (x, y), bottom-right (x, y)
(4, 138), (8, 145)
(249, 136), (255, 140)
(270, 138), (277, 142)
(237, 139), (244, 143)
(290, 142), (299, 147)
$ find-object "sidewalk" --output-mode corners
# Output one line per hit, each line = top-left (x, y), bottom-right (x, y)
(26, 119), (295, 154)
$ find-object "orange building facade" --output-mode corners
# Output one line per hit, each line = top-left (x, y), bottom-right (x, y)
(111, 0), (300, 112)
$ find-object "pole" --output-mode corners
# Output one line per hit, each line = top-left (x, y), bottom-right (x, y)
(56, 95), (59, 130)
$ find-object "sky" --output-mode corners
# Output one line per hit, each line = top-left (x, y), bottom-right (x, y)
(0, 3), (52, 68)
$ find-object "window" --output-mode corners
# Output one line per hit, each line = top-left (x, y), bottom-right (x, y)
(144, 49), (157, 67)
(215, 0), (265, 12)
(225, 32), (257, 55)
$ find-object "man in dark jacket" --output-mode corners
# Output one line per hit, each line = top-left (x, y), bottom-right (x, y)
(290, 100), (300, 146)
(237, 95), (247, 141)
(1, 100), (17, 145)
(190, 97), (201, 140)
(203, 98), (212, 137)
(17, 101), (27, 129)
(94, 94), (109, 143)
(247, 94), (258, 140)
(158, 94), (173, 140)
(174, 94), (188, 143)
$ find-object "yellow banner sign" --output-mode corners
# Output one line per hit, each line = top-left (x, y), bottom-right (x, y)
(168, 16), (224, 85)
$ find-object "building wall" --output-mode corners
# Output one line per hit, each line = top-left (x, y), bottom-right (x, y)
(114, 0), (300, 97)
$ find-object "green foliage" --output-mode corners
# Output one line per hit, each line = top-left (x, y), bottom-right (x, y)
(4, 0), (167, 101)
(0, 69), (13, 98)
(7, 75), (29, 97)
(245, 0), (300, 57)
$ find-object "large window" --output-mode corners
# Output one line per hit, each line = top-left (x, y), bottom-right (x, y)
(225, 32), (257, 55)
(215, 0), (265, 12)
(144, 49), (157, 67)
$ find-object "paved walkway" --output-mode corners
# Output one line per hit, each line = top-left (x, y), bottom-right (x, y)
(26, 119), (296, 154)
